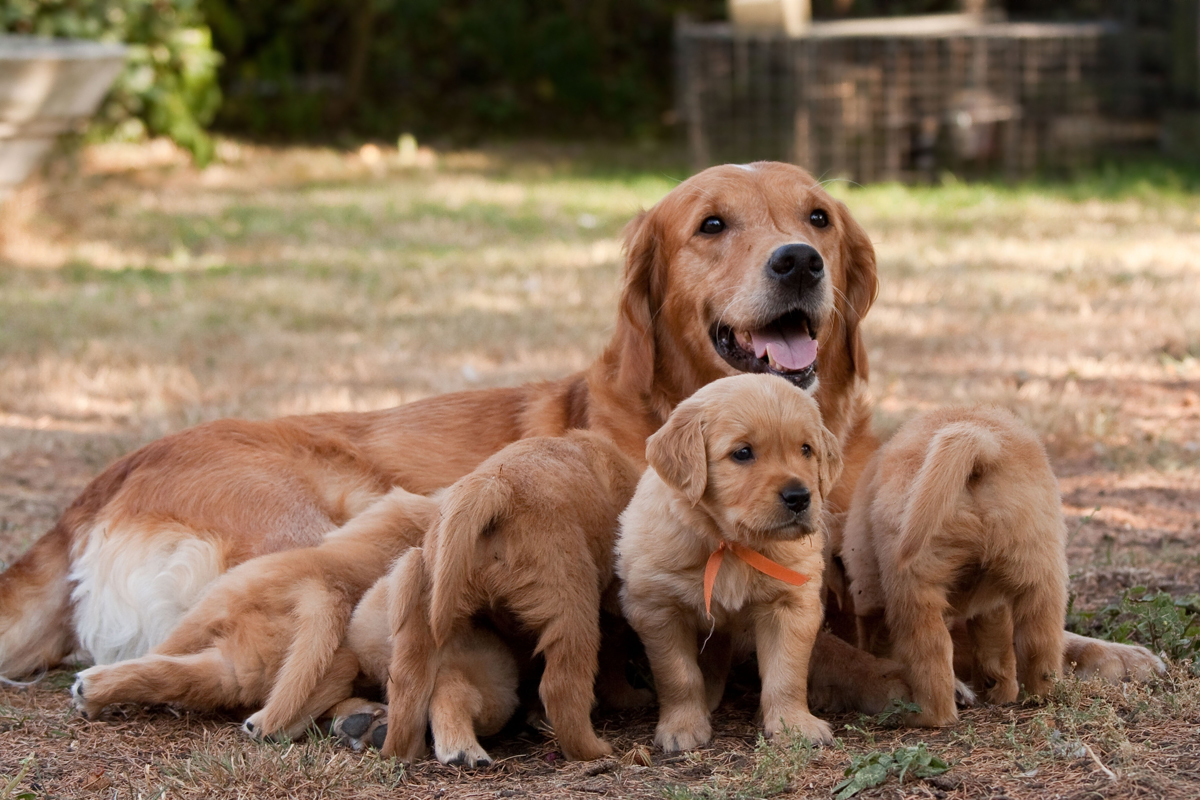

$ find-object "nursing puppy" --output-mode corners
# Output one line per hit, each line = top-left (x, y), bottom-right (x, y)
(618, 374), (841, 751)
(840, 406), (1069, 727)
(329, 547), (520, 767)
(71, 488), (435, 740)
(381, 430), (642, 763)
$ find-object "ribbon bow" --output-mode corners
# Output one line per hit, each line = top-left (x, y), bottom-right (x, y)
(703, 541), (810, 618)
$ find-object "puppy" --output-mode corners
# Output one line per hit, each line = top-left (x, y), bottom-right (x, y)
(71, 487), (435, 740)
(840, 406), (1069, 727)
(380, 430), (642, 763)
(329, 547), (520, 767)
(617, 374), (841, 752)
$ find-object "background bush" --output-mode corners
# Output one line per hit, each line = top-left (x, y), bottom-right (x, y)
(3, 1), (1161, 151)
(1, 0), (222, 164)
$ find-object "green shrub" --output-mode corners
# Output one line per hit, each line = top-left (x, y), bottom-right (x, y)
(1068, 587), (1200, 673)
(1, 0), (222, 164)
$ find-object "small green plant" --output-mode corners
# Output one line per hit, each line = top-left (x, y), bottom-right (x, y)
(1069, 587), (1200, 672)
(0, 756), (36, 800)
(750, 730), (814, 796)
(832, 744), (950, 799)
(871, 697), (923, 728)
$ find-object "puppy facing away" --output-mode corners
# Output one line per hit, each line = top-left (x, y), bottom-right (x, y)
(71, 487), (436, 740)
(840, 406), (1069, 727)
(617, 374), (842, 752)
(380, 430), (642, 763)
(329, 547), (520, 767)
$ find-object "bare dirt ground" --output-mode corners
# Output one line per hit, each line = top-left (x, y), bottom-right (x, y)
(1, 140), (1198, 799)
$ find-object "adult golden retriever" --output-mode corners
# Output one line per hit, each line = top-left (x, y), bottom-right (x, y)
(0, 161), (1159, 706)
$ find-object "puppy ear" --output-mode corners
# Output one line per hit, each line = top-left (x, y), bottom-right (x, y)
(838, 202), (878, 381)
(816, 424), (844, 501)
(645, 400), (707, 505)
(613, 211), (664, 401)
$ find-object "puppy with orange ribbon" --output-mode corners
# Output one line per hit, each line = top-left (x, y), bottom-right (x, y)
(616, 374), (841, 751)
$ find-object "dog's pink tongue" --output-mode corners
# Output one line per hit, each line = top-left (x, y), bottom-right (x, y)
(750, 329), (818, 371)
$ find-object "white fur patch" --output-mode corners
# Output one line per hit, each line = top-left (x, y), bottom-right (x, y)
(70, 521), (226, 665)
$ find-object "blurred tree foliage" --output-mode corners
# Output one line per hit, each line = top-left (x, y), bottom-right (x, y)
(1, 0), (223, 164)
(3, 0), (1157, 146)
(203, 0), (728, 141)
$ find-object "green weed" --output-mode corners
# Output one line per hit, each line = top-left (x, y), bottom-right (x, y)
(832, 744), (950, 799)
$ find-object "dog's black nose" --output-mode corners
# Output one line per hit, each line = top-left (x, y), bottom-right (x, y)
(780, 482), (811, 514)
(765, 243), (823, 290)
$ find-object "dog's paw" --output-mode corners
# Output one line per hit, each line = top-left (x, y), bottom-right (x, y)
(329, 700), (389, 751)
(954, 679), (978, 708)
(435, 739), (494, 769)
(654, 709), (712, 753)
(70, 670), (104, 719)
(764, 712), (834, 747)
(1066, 636), (1166, 683)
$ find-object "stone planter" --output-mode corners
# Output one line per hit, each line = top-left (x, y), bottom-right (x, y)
(0, 35), (126, 201)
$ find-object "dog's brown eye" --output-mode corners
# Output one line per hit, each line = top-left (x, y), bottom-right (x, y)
(731, 446), (754, 463)
(809, 209), (829, 228)
(801, 444), (813, 457)
(699, 216), (725, 235)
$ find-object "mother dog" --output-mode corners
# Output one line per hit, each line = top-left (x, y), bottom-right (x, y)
(0, 162), (1159, 705)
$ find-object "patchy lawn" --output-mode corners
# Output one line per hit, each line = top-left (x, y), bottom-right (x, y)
(1, 140), (1198, 799)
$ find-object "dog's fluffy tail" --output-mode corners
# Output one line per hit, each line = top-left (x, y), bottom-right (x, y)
(0, 523), (78, 678)
(896, 421), (1001, 567)
(428, 474), (512, 648)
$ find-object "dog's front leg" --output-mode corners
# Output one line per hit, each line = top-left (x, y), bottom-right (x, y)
(755, 585), (833, 745)
(637, 606), (711, 752)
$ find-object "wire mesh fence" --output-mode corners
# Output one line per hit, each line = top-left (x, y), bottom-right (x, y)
(677, 14), (1157, 181)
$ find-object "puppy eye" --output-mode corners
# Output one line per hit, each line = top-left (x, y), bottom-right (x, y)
(809, 209), (829, 228)
(698, 216), (725, 235)
(801, 443), (813, 457)
(731, 446), (754, 463)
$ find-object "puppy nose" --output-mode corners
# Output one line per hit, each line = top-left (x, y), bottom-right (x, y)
(765, 243), (824, 290)
(779, 482), (811, 514)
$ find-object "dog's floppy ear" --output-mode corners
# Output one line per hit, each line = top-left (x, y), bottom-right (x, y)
(838, 203), (878, 381)
(816, 423), (844, 501)
(645, 399), (707, 504)
(613, 210), (665, 402)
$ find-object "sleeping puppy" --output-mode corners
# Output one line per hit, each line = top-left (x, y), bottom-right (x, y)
(617, 374), (841, 752)
(70, 487), (435, 740)
(380, 430), (642, 763)
(840, 406), (1069, 727)
(328, 547), (520, 766)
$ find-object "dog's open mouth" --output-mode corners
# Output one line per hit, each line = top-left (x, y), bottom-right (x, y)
(710, 309), (819, 389)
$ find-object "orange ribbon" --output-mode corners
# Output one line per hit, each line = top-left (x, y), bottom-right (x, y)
(703, 541), (810, 618)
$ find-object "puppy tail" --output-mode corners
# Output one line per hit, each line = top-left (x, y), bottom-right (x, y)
(896, 421), (1001, 568)
(427, 474), (513, 648)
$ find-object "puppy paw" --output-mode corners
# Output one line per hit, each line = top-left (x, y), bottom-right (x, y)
(654, 708), (712, 753)
(764, 712), (834, 746)
(1067, 637), (1166, 683)
(436, 742), (494, 769)
(563, 736), (614, 762)
(241, 713), (265, 740)
(954, 679), (978, 708)
(70, 670), (105, 719)
(329, 700), (388, 751)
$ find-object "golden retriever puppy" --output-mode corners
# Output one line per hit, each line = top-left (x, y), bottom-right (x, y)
(840, 406), (1070, 727)
(618, 374), (842, 751)
(380, 430), (642, 763)
(329, 547), (520, 767)
(70, 488), (436, 740)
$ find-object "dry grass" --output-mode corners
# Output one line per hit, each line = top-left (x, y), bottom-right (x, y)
(1, 139), (1199, 798)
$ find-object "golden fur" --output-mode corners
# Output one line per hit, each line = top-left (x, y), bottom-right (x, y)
(0, 160), (1160, 714)
(617, 375), (838, 751)
(68, 488), (436, 739)
(840, 406), (1070, 726)
(379, 430), (641, 762)
(333, 548), (520, 766)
